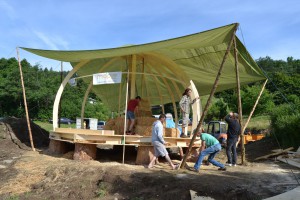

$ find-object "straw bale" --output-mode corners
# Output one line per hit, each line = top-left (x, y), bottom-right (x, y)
(138, 99), (151, 111)
(135, 125), (152, 136)
(164, 128), (180, 138)
(73, 143), (96, 160)
(136, 146), (155, 165)
(103, 124), (113, 130)
(136, 117), (156, 126)
(114, 117), (126, 135)
(135, 110), (152, 117)
(105, 119), (115, 126)
(102, 117), (126, 135)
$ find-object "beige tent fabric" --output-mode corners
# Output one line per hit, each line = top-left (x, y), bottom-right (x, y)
(21, 23), (266, 111)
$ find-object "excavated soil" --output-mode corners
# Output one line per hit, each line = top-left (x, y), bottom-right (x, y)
(0, 117), (299, 200)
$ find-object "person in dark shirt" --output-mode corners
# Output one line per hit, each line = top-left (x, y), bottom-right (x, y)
(225, 112), (241, 166)
(126, 96), (141, 134)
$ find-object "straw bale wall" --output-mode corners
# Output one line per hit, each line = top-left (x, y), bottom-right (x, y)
(164, 128), (180, 137)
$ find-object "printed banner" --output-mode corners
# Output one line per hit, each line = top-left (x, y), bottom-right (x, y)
(93, 72), (122, 85)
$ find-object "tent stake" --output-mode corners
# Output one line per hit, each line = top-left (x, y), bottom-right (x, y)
(180, 24), (239, 169)
(16, 47), (35, 151)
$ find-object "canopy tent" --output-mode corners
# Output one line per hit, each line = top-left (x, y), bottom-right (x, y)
(21, 23), (266, 115)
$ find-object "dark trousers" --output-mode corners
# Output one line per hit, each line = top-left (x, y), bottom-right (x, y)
(226, 137), (238, 164)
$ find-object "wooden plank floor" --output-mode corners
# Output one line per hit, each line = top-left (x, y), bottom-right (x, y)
(50, 128), (201, 147)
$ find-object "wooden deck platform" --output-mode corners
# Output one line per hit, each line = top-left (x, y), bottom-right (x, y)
(49, 128), (201, 163)
(50, 128), (201, 147)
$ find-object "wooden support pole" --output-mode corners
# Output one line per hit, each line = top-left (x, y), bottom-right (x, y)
(16, 47), (35, 151)
(161, 77), (178, 126)
(130, 55), (136, 99)
(242, 79), (268, 134)
(180, 24), (238, 168)
(141, 58), (145, 98)
(122, 67), (130, 164)
(143, 67), (152, 104)
(233, 37), (244, 164)
(152, 75), (165, 112)
(118, 66), (123, 115)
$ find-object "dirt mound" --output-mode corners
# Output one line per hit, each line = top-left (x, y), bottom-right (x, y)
(0, 117), (49, 150)
(245, 136), (279, 161)
(1, 122), (299, 200)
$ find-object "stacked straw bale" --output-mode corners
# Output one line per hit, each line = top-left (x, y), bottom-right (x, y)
(134, 99), (152, 117)
(103, 99), (179, 137)
(104, 116), (125, 135)
(134, 125), (152, 136)
(164, 128), (180, 137)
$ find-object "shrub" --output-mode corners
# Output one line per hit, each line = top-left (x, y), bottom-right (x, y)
(270, 103), (300, 149)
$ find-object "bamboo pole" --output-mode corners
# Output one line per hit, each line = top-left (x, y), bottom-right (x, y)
(233, 37), (244, 164)
(118, 65), (123, 115)
(180, 24), (238, 168)
(122, 67), (130, 164)
(242, 79), (268, 134)
(16, 47), (35, 151)
(143, 67), (151, 103)
(130, 55), (136, 99)
(141, 58), (145, 98)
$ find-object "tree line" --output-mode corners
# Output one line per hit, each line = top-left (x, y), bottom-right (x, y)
(0, 56), (299, 147)
(0, 58), (110, 121)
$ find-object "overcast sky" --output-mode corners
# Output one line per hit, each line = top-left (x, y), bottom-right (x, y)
(1, 0), (299, 71)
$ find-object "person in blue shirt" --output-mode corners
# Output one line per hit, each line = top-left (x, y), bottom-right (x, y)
(148, 114), (178, 170)
(190, 131), (226, 172)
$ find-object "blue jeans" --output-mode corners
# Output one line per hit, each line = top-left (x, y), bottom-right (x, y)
(126, 111), (135, 120)
(194, 143), (224, 170)
(226, 137), (238, 164)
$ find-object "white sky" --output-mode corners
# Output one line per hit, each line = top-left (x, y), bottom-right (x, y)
(1, 0), (299, 71)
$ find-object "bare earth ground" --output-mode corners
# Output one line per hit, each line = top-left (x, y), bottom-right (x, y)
(0, 118), (300, 200)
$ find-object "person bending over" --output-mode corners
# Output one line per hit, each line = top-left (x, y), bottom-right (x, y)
(190, 131), (226, 172)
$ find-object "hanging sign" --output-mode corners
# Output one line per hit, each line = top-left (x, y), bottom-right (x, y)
(93, 72), (122, 85)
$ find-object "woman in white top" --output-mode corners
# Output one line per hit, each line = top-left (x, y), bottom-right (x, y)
(179, 88), (199, 137)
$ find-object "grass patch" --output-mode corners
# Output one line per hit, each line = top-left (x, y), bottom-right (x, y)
(95, 182), (107, 198)
(243, 115), (270, 130)
(34, 121), (76, 132)
(5, 195), (19, 200)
